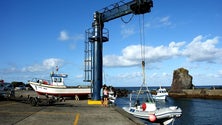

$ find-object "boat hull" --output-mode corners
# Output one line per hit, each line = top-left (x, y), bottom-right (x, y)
(152, 95), (167, 100)
(30, 82), (91, 97)
(123, 106), (182, 123)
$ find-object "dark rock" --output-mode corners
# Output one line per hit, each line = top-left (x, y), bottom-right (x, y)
(170, 67), (194, 92)
(116, 88), (129, 97)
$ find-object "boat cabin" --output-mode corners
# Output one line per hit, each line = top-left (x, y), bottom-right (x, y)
(157, 88), (168, 95)
(50, 73), (68, 86)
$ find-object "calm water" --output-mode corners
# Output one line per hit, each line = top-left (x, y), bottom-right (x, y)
(115, 87), (222, 125)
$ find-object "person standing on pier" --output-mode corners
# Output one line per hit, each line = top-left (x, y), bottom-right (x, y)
(100, 85), (104, 106)
(103, 86), (108, 107)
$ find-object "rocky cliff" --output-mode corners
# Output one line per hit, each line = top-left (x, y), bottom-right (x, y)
(170, 67), (194, 92)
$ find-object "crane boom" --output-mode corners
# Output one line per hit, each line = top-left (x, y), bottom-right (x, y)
(99, 0), (153, 22)
(85, 0), (153, 100)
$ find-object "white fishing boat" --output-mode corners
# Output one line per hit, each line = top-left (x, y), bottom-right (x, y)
(152, 87), (168, 100)
(29, 72), (91, 99)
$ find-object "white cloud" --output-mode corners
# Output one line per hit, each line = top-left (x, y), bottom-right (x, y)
(159, 16), (171, 26)
(218, 70), (222, 77)
(103, 41), (185, 67)
(58, 30), (84, 50)
(58, 30), (84, 42)
(162, 72), (170, 77)
(75, 74), (83, 79)
(146, 41), (184, 62)
(116, 72), (141, 79)
(183, 35), (222, 63)
(150, 72), (158, 78)
(104, 35), (222, 68)
(145, 16), (172, 28)
(2, 67), (18, 74)
(72, 34), (84, 41)
(69, 43), (76, 50)
(121, 25), (135, 38)
(103, 54), (138, 67)
(58, 30), (69, 41)
(22, 58), (64, 72)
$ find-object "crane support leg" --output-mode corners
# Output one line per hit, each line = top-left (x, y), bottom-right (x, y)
(92, 41), (103, 100)
(91, 12), (104, 100)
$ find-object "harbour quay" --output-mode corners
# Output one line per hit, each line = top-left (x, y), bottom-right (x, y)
(0, 100), (144, 125)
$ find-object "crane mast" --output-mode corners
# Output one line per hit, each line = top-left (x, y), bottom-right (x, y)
(85, 0), (153, 100)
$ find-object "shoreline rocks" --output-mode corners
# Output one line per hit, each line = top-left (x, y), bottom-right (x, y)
(115, 88), (130, 97)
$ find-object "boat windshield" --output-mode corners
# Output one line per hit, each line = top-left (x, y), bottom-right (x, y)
(53, 77), (63, 83)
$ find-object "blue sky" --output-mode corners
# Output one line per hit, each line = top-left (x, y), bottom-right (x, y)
(1, 0), (222, 87)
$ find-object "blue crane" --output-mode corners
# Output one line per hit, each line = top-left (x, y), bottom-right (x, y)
(84, 0), (153, 100)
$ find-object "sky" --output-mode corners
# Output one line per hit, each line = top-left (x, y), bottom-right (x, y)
(0, 0), (222, 87)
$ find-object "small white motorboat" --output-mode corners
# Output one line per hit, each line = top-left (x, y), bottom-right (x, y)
(122, 69), (182, 124)
(123, 102), (182, 124)
(122, 61), (182, 124)
(123, 92), (182, 125)
(152, 87), (168, 100)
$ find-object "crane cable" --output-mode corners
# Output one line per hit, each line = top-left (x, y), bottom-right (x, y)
(138, 14), (146, 87)
(137, 14), (155, 103)
(121, 14), (134, 24)
(140, 15), (146, 62)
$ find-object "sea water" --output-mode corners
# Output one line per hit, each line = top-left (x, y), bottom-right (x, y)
(115, 87), (222, 125)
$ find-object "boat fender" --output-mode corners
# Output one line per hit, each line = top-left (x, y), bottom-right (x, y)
(142, 103), (146, 111)
(148, 114), (156, 122)
(43, 81), (48, 85)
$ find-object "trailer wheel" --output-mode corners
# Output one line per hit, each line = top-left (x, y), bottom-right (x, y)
(30, 97), (38, 106)
(48, 99), (54, 105)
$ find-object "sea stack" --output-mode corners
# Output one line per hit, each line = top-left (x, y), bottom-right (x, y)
(170, 67), (194, 92)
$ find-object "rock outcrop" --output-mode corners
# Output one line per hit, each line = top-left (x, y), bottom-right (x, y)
(170, 67), (194, 92)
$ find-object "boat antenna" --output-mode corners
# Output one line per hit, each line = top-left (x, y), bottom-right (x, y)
(136, 14), (155, 103)
(56, 66), (59, 73)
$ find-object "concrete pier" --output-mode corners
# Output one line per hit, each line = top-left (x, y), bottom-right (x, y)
(0, 100), (144, 125)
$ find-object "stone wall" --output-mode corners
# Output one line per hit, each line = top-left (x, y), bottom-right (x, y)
(169, 89), (222, 99)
